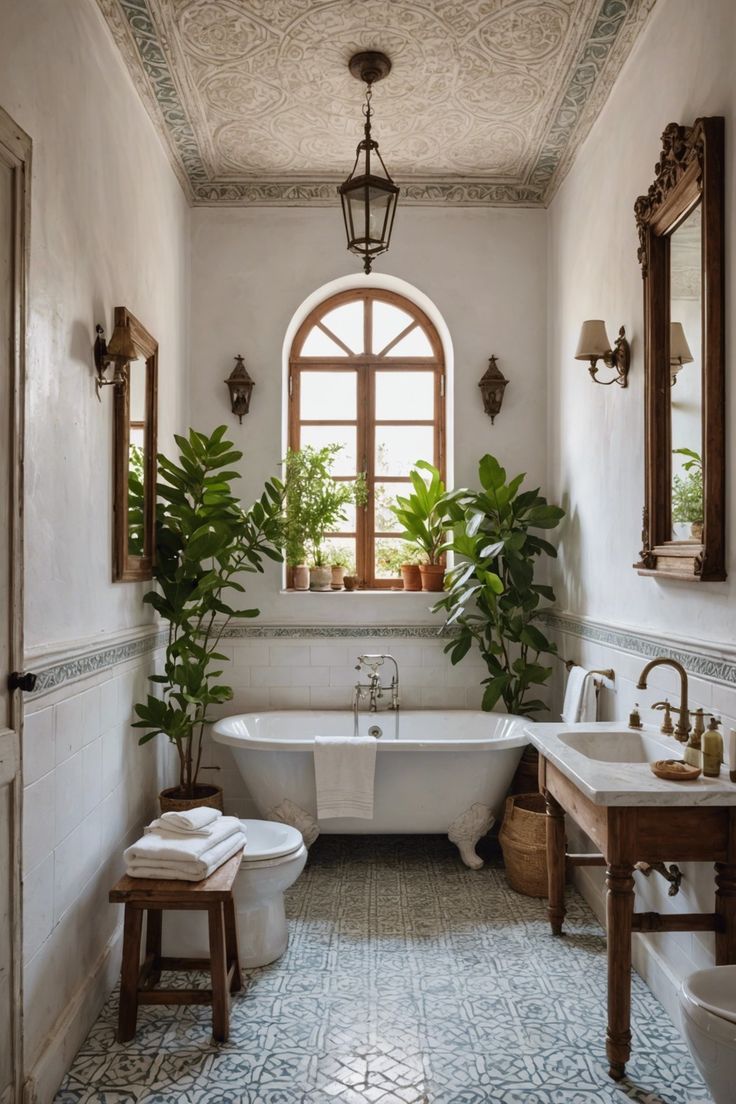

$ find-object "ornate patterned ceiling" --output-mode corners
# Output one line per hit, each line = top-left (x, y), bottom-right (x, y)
(97, 0), (656, 206)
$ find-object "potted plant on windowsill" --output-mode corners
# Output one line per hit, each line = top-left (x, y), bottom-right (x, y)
(133, 426), (284, 812)
(391, 461), (450, 592)
(672, 447), (703, 541)
(283, 444), (366, 591)
(329, 544), (354, 590)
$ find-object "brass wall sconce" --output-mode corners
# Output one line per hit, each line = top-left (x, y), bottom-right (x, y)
(94, 319), (138, 399)
(225, 355), (255, 423)
(574, 320), (630, 387)
(478, 355), (508, 423)
(670, 322), (693, 385)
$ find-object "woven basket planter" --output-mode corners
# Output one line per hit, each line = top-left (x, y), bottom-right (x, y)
(159, 784), (224, 814)
(499, 792), (548, 898)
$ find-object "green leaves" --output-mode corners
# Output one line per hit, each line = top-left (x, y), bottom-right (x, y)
(133, 426), (285, 796)
(282, 445), (367, 567)
(432, 453), (564, 719)
(390, 460), (448, 564)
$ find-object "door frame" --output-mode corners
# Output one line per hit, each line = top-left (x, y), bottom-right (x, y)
(0, 104), (31, 1104)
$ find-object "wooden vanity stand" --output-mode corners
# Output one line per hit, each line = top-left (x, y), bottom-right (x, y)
(539, 757), (736, 1081)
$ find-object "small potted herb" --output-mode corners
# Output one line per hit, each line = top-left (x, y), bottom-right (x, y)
(329, 544), (354, 590)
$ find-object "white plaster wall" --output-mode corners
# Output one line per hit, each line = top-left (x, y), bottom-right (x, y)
(189, 205), (548, 624)
(546, 0), (736, 1023)
(0, 0), (190, 651)
(546, 0), (735, 641)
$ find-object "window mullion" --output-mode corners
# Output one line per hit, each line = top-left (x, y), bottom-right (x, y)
(357, 361), (369, 586)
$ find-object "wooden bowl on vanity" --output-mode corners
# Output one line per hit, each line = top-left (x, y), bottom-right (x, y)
(650, 760), (701, 782)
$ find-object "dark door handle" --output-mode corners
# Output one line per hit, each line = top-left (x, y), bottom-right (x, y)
(8, 671), (37, 692)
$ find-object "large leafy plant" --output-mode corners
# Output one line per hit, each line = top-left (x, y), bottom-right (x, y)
(433, 455), (564, 718)
(283, 444), (367, 567)
(391, 460), (449, 565)
(133, 426), (284, 797)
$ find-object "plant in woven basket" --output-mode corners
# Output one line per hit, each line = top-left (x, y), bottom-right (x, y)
(433, 454), (564, 718)
(133, 426), (284, 799)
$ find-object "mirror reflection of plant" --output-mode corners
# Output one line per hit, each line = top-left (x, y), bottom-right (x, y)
(127, 443), (145, 557)
(672, 447), (703, 523)
(433, 455), (564, 718)
(391, 461), (448, 565)
(283, 444), (367, 567)
(133, 426), (285, 797)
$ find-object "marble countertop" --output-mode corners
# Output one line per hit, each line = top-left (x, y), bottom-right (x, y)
(524, 721), (736, 807)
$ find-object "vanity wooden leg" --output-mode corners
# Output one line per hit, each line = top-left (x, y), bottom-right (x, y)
(715, 862), (736, 965)
(544, 791), (566, 936)
(605, 863), (635, 1081)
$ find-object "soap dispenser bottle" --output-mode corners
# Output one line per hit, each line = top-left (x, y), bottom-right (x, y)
(684, 708), (705, 769)
(702, 717), (724, 778)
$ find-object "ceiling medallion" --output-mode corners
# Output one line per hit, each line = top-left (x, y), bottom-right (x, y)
(338, 51), (399, 275)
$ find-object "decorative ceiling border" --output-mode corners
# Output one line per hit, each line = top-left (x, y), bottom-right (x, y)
(98, 0), (657, 208)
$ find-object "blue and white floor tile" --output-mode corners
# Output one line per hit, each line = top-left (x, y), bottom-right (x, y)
(57, 835), (711, 1103)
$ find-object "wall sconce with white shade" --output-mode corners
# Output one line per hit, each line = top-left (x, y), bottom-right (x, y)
(670, 322), (693, 385)
(94, 319), (139, 399)
(224, 355), (255, 423)
(574, 320), (630, 387)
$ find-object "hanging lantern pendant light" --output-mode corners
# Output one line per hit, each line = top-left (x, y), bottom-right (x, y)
(339, 51), (399, 275)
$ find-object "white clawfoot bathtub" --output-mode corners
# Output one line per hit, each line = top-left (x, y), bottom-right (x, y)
(212, 710), (528, 869)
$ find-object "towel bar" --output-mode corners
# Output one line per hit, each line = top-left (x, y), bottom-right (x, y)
(563, 659), (615, 681)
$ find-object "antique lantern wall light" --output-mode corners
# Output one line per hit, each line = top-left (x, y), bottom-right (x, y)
(339, 51), (399, 275)
(224, 355), (255, 423)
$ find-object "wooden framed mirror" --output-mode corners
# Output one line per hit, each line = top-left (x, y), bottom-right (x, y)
(634, 117), (725, 581)
(112, 307), (158, 581)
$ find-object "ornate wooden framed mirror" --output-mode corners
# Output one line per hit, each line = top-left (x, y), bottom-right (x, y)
(634, 117), (725, 581)
(112, 307), (158, 581)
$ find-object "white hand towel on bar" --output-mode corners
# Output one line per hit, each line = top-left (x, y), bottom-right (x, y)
(313, 735), (377, 819)
(124, 815), (244, 866)
(157, 807), (221, 833)
(562, 665), (598, 724)
(125, 833), (245, 882)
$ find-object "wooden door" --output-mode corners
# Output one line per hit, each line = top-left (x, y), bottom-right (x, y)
(0, 107), (30, 1104)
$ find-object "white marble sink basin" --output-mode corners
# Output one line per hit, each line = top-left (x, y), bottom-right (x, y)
(524, 721), (736, 806)
(557, 729), (673, 763)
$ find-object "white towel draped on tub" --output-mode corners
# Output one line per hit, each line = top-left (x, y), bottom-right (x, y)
(562, 665), (598, 724)
(313, 735), (377, 819)
(124, 815), (246, 881)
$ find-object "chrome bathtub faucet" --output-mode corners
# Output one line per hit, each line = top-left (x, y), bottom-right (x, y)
(352, 654), (400, 727)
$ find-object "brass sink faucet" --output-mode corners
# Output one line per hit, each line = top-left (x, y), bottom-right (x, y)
(636, 658), (690, 742)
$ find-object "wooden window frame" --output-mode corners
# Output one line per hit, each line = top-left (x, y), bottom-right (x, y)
(288, 288), (446, 590)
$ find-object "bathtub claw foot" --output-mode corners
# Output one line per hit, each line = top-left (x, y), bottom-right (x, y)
(267, 799), (320, 848)
(448, 803), (494, 870)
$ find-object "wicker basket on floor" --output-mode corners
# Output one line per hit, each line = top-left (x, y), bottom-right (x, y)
(499, 792), (548, 898)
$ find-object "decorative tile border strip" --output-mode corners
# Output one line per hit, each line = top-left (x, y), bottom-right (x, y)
(543, 611), (736, 688)
(30, 629), (168, 697)
(219, 624), (451, 641)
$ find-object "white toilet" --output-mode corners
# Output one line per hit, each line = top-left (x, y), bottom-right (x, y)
(163, 818), (307, 969)
(679, 965), (736, 1104)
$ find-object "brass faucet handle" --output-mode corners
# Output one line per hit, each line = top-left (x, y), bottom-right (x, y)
(651, 700), (674, 736)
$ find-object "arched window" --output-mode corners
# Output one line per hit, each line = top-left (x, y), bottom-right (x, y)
(289, 289), (446, 589)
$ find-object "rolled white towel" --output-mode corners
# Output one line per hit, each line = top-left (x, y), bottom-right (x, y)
(125, 833), (245, 882)
(158, 807), (221, 833)
(125, 816), (245, 866)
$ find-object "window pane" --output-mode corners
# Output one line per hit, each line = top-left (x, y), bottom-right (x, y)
(376, 426), (435, 476)
(374, 482), (412, 532)
(300, 371), (356, 420)
(327, 498), (357, 532)
(373, 300), (413, 354)
(375, 538), (416, 579)
(322, 538), (356, 575)
(376, 371), (434, 420)
(299, 425), (357, 474)
(386, 326), (433, 357)
(301, 326), (348, 357)
(321, 301), (364, 353)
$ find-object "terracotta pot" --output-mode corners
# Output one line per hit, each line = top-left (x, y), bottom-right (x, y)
(419, 563), (445, 592)
(690, 520), (704, 541)
(343, 575), (358, 591)
(293, 564), (309, 590)
(309, 565), (332, 591)
(331, 565), (346, 590)
(159, 784), (224, 814)
(401, 564), (422, 591)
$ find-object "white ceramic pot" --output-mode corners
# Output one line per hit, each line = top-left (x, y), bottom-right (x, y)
(309, 565), (331, 591)
(293, 564), (309, 590)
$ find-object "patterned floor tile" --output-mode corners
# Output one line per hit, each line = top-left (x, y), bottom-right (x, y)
(56, 835), (711, 1103)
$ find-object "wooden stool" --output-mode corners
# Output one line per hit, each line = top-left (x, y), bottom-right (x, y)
(109, 851), (244, 1043)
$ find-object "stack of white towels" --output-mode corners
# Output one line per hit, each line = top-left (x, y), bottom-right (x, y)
(123, 807), (246, 882)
